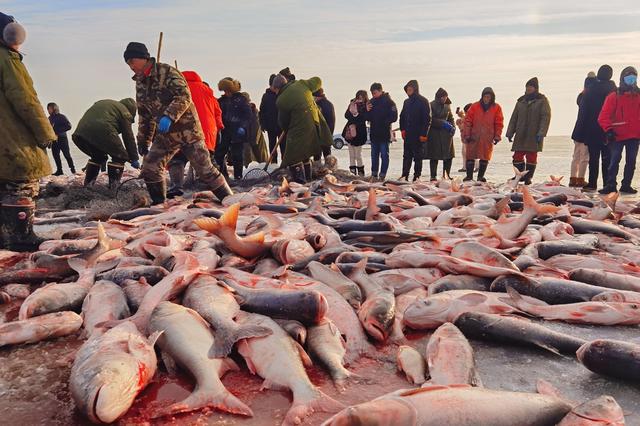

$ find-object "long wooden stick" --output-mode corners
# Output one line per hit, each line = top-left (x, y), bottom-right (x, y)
(156, 31), (163, 62)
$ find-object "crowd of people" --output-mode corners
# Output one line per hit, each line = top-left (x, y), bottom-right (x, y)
(2, 10), (640, 252)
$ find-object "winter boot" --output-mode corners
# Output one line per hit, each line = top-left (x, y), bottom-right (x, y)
(212, 178), (233, 202)
(304, 160), (314, 181)
(568, 177), (577, 187)
(167, 162), (185, 199)
(576, 178), (587, 187)
(0, 203), (47, 252)
(83, 161), (101, 186)
(463, 160), (475, 182)
(53, 169), (63, 176)
(349, 166), (357, 175)
(107, 162), (125, 190)
(524, 163), (536, 185)
(289, 162), (306, 184)
(146, 180), (166, 206)
(477, 160), (489, 183)
(357, 166), (365, 177)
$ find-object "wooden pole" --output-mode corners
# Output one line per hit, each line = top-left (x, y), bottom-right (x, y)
(174, 59), (178, 70)
(156, 31), (163, 62)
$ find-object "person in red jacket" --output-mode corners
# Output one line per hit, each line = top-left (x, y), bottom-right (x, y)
(598, 66), (640, 194)
(167, 70), (223, 198)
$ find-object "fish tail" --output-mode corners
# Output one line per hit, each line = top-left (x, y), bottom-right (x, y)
(286, 389), (344, 426)
(208, 324), (273, 358)
(193, 217), (221, 233)
(17, 301), (33, 321)
(482, 226), (500, 239)
(151, 387), (254, 419)
(522, 186), (559, 215)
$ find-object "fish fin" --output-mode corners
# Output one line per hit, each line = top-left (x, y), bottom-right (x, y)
(495, 197), (511, 217)
(93, 258), (120, 275)
(260, 379), (289, 392)
(67, 257), (88, 274)
(219, 203), (240, 231)
(193, 217), (222, 233)
(147, 330), (164, 347)
(150, 386), (253, 419)
(482, 226), (500, 238)
(294, 340), (314, 367)
(400, 385), (468, 396)
(242, 232), (265, 244)
(457, 292), (489, 306)
(184, 307), (212, 329)
(505, 286), (528, 309)
(353, 258), (367, 273)
(208, 323), (273, 358)
(216, 279), (236, 293)
(219, 357), (240, 377)
(286, 389), (344, 426)
(536, 379), (577, 405)
(236, 338), (258, 374)
(471, 369), (483, 388)
(522, 186), (560, 215)
(160, 350), (178, 375)
(365, 188), (380, 221)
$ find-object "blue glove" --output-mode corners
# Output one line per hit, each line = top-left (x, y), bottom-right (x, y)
(130, 160), (140, 169)
(442, 121), (454, 132)
(236, 127), (246, 137)
(536, 135), (544, 144)
(157, 116), (172, 134)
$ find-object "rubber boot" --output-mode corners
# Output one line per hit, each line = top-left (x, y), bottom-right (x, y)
(477, 160), (488, 183)
(429, 159), (438, 181)
(146, 181), (166, 206)
(524, 163), (536, 185)
(0, 204), (46, 252)
(512, 161), (525, 181)
(463, 160), (475, 181)
(349, 166), (357, 175)
(107, 162), (125, 190)
(304, 160), (314, 181)
(167, 162), (185, 199)
(83, 161), (101, 186)
(289, 162), (306, 184)
(568, 177), (577, 187)
(212, 178), (233, 202)
(357, 166), (365, 177)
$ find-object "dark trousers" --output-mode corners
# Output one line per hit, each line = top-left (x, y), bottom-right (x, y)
(214, 135), (245, 179)
(267, 130), (285, 163)
(314, 145), (332, 161)
(72, 135), (126, 165)
(587, 142), (611, 188)
(430, 159), (452, 178)
(371, 140), (390, 177)
(402, 140), (423, 178)
(52, 135), (75, 172)
(607, 139), (639, 189)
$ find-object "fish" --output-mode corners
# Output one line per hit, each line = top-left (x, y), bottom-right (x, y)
(194, 203), (270, 258)
(147, 301), (253, 418)
(370, 268), (445, 294)
(307, 319), (352, 386)
(182, 275), (272, 358)
(450, 241), (519, 271)
(391, 205), (441, 221)
(220, 277), (328, 325)
(568, 268), (640, 292)
(1, 284), (31, 299)
(506, 287), (640, 326)
(307, 261), (362, 309)
(96, 265), (169, 285)
(577, 339), (640, 382)
(534, 239), (598, 260)
(0, 311), (82, 347)
(274, 319), (307, 345)
(236, 312), (344, 425)
(108, 207), (164, 221)
(570, 217), (639, 242)
(271, 239), (316, 265)
(396, 345), (427, 385)
(425, 322), (482, 386)
(70, 322), (161, 423)
(120, 278), (152, 311)
(80, 280), (130, 339)
(311, 214), (394, 233)
(454, 311), (586, 355)
(75, 222), (121, 266)
(557, 395), (625, 426)
(321, 385), (572, 426)
(428, 275), (491, 295)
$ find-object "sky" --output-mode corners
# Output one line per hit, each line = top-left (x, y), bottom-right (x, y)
(5, 0), (640, 136)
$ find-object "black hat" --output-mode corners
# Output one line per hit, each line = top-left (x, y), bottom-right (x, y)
(123, 42), (150, 62)
(597, 65), (613, 81)
(279, 67), (295, 82)
(268, 73), (277, 86)
(370, 82), (383, 92)
(312, 88), (325, 97)
(526, 77), (539, 91)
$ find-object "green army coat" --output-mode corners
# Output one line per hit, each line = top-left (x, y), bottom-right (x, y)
(506, 94), (551, 152)
(426, 100), (455, 160)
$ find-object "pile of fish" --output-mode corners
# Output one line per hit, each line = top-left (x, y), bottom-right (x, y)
(2, 172), (640, 425)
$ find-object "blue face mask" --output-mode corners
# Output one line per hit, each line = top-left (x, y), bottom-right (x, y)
(624, 74), (637, 86)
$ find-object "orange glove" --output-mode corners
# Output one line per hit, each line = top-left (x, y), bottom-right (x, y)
(401, 130), (407, 139)
(419, 136), (428, 143)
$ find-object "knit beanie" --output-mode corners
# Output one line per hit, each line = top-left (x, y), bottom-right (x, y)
(123, 42), (150, 62)
(526, 77), (539, 91)
(597, 65), (613, 81)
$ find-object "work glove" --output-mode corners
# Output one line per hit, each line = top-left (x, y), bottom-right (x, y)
(605, 129), (616, 144)
(157, 116), (172, 134)
(401, 130), (407, 139)
(236, 127), (246, 137)
(37, 139), (55, 149)
(441, 121), (454, 132)
(419, 136), (428, 143)
(138, 143), (149, 157)
(130, 160), (141, 169)
(536, 135), (544, 144)
(493, 137), (501, 145)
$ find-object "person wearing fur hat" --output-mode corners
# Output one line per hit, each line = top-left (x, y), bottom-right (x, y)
(598, 66), (640, 194)
(216, 77), (253, 180)
(426, 88), (456, 180)
(506, 77), (551, 185)
(399, 80), (431, 181)
(0, 13), (57, 251)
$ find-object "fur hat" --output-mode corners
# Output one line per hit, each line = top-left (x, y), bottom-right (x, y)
(218, 77), (241, 94)
(0, 13), (26, 46)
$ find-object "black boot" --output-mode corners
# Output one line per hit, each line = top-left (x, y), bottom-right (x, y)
(84, 161), (101, 186)
(463, 160), (475, 181)
(289, 162), (306, 184)
(512, 161), (525, 181)
(53, 169), (63, 176)
(107, 162), (125, 190)
(524, 163), (536, 185)
(477, 160), (489, 182)
(357, 166), (365, 177)
(146, 181), (166, 205)
(212, 177), (233, 202)
(429, 159), (438, 181)
(167, 162), (185, 199)
(0, 204), (46, 252)
(304, 160), (313, 181)
(349, 166), (357, 175)
(443, 159), (452, 180)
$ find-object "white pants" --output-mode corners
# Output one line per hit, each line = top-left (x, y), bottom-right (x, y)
(348, 144), (364, 167)
(571, 141), (589, 178)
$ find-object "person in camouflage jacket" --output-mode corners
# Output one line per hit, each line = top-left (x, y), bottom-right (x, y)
(123, 42), (232, 204)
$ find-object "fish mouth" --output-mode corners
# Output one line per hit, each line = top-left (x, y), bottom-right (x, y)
(316, 293), (329, 323)
(364, 319), (387, 342)
(575, 342), (589, 361)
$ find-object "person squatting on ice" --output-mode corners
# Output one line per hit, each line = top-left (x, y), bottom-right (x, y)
(462, 87), (504, 182)
(506, 77), (552, 185)
(47, 103), (76, 176)
(343, 90), (368, 176)
(124, 41), (232, 205)
(72, 98), (140, 188)
(426, 87), (455, 181)
(366, 82), (397, 181)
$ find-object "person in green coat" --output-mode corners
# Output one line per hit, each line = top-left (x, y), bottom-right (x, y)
(506, 77), (551, 185)
(72, 98), (140, 188)
(272, 74), (332, 182)
(0, 13), (57, 252)
(426, 88), (456, 180)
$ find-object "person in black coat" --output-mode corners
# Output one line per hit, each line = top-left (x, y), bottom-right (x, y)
(259, 74), (283, 163)
(399, 80), (431, 181)
(365, 82), (398, 180)
(313, 88), (335, 161)
(216, 77), (252, 180)
(47, 103), (76, 175)
(572, 65), (617, 191)
(343, 90), (369, 176)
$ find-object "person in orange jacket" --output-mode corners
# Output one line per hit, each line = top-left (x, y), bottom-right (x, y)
(167, 70), (223, 198)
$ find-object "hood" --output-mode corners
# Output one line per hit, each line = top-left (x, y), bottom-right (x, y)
(404, 80), (419, 95)
(119, 98), (137, 121)
(597, 64), (613, 81)
(526, 77), (539, 91)
(182, 70), (202, 83)
(435, 87), (451, 104)
(481, 87), (496, 104)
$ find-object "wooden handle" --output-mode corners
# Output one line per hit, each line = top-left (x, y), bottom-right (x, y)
(263, 132), (286, 171)
(156, 32), (163, 62)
